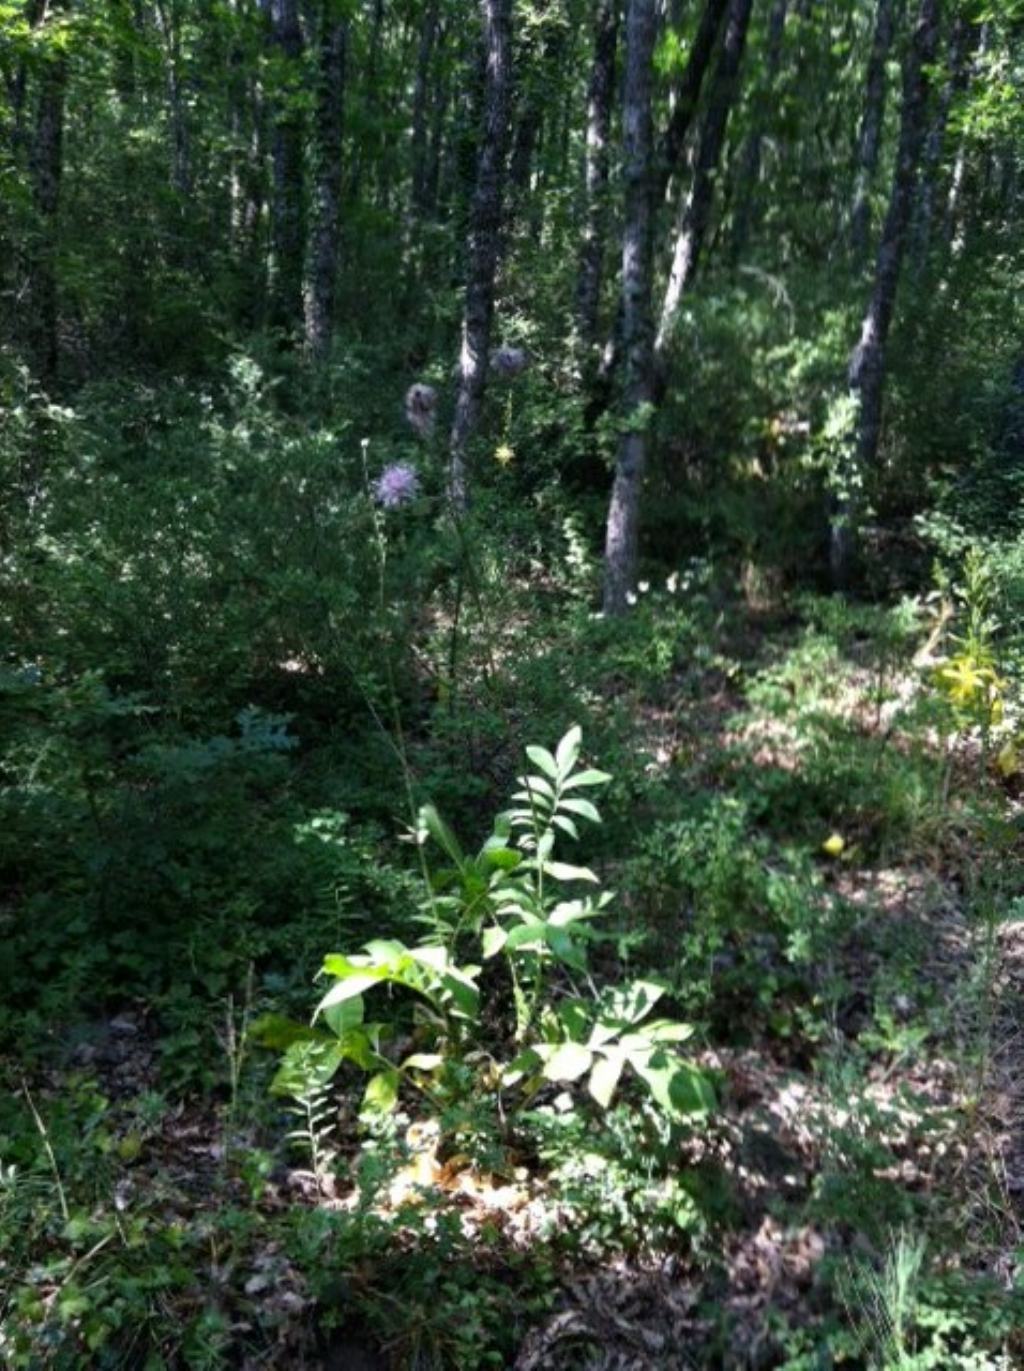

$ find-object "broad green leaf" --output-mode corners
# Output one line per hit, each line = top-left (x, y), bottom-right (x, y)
(504, 920), (546, 952)
(363, 938), (410, 964)
(361, 1069), (400, 1116)
(503, 1047), (542, 1085)
(555, 725), (582, 777)
(546, 927), (588, 969)
(480, 843), (522, 871)
(419, 803), (466, 870)
(315, 974), (382, 1018)
(557, 999), (591, 1040)
(247, 1013), (332, 1050)
(323, 994), (364, 1038)
(525, 745), (558, 779)
(630, 1050), (714, 1117)
(551, 814), (580, 840)
(513, 774), (555, 800)
(270, 1040), (345, 1098)
(599, 979), (666, 1025)
(588, 1051), (625, 1108)
(322, 952), (375, 978)
(544, 860), (598, 883)
(645, 1018), (694, 1044)
(482, 925), (508, 958)
(549, 899), (600, 927)
(401, 1052), (444, 1072)
(410, 944), (449, 973)
(438, 970), (480, 1020)
(542, 1041), (592, 1082)
(561, 769), (612, 790)
(559, 797), (601, 824)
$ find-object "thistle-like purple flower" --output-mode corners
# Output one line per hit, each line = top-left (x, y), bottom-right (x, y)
(374, 462), (420, 509)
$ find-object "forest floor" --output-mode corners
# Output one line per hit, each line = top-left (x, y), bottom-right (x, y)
(4, 592), (1024, 1368)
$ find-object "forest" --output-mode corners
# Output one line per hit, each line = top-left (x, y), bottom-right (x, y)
(2, 0), (1024, 1365)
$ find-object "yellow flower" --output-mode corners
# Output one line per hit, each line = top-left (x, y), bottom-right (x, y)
(822, 833), (845, 857)
(494, 443), (515, 467)
(935, 654), (1004, 708)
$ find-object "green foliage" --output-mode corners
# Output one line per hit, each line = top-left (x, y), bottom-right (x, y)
(273, 729), (713, 1145)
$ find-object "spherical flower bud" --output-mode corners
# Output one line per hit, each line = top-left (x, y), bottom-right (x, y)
(374, 462), (420, 509)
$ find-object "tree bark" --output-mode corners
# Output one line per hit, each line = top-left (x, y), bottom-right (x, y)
(448, 0), (512, 510)
(912, 12), (978, 266)
(268, 0), (306, 331)
(832, 0), (941, 586)
(574, 0), (619, 363)
(849, 0), (900, 261)
(350, 0), (385, 204)
(410, 0), (440, 216)
(655, 0), (753, 364)
(653, 0), (728, 208)
(27, 1), (69, 385)
(602, 0), (656, 616)
(730, 0), (789, 258)
(153, 0), (193, 196)
(306, 2), (348, 359)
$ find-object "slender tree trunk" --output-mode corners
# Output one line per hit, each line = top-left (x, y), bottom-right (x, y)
(655, 0), (753, 363)
(653, 0), (728, 207)
(306, 3), (347, 359)
(228, 0), (250, 244)
(832, 0), (941, 586)
(154, 0), (192, 195)
(602, 0), (656, 616)
(730, 0), (788, 258)
(574, 0), (619, 363)
(849, 0), (899, 260)
(508, 6), (568, 239)
(588, 0), (722, 424)
(27, 2), (69, 385)
(912, 12), (978, 266)
(351, 0), (385, 203)
(423, 23), (449, 218)
(942, 19), (988, 253)
(410, 0), (440, 215)
(2, 0), (44, 345)
(448, 0), (512, 510)
(268, 0), (306, 330)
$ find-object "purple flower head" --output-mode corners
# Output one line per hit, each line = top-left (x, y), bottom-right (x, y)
(374, 462), (420, 509)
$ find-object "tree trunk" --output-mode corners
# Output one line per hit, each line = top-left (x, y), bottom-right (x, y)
(267, 0), (305, 331)
(154, 0), (193, 196)
(350, 0), (385, 204)
(422, 22), (449, 218)
(574, 0), (619, 364)
(27, 2), (69, 385)
(832, 0), (941, 586)
(410, 0), (440, 216)
(655, 0), (753, 363)
(602, 0), (656, 616)
(588, 0), (723, 425)
(653, 0), (728, 208)
(849, 0), (900, 261)
(911, 13), (978, 266)
(306, 3), (348, 359)
(730, 0), (788, 258)
(447, 0), (512, 510)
